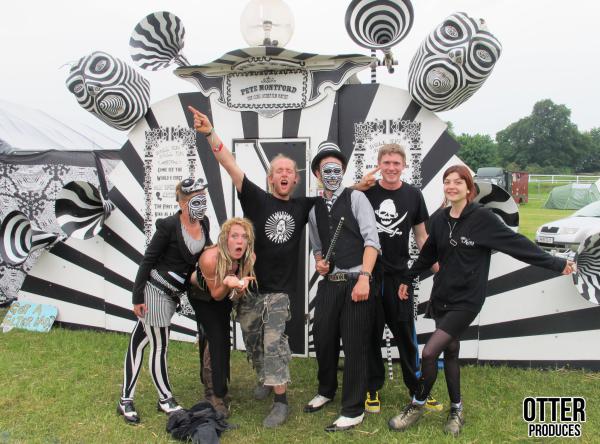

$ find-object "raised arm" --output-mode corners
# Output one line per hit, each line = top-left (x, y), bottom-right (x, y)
(188, 106), (244, 192)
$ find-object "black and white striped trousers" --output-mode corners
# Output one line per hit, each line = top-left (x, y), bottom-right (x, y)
(312, 278), (377, 418)
(120, 320), (174, 402)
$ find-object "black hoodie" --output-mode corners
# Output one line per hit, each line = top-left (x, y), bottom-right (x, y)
(403, 202), (566, 314)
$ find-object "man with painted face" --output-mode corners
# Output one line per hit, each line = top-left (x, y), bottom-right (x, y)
(305, 141), (380, 432)
(356, 144), (442, 414)
(118, 177), (211, 424)
(188, 106), (316, 428)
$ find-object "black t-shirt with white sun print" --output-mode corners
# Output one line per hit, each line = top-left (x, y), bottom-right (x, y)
(239, 175), (316, 293)
(364, 181), (429, 274)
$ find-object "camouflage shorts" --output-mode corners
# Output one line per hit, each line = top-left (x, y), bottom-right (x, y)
(236, 292), (291, 386)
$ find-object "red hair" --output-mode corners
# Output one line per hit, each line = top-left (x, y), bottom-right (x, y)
(443, 164), (477, 205)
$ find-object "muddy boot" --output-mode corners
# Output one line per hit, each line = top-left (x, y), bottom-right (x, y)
(209, 395), (230, 418)
(263, 402), (289, 428)
(201, 341), (214, 400)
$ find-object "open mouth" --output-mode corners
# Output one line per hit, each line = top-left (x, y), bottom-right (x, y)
(280, 179), (289, 187)
(234, 247), (244, 254)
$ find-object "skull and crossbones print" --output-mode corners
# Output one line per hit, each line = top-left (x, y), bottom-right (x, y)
(374, 199), (407, 237)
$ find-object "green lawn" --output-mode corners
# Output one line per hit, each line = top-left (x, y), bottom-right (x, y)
(517, 185), (574, 240)
(0, 183), (595, 443)
(1, 327), (598, 443)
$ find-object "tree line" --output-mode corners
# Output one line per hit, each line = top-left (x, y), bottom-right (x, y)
(450, 99), (600, 174)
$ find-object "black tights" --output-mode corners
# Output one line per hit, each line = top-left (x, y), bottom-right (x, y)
(414, 328), (461, 404)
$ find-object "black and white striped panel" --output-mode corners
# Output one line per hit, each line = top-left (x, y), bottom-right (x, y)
(345, 0), (414, 49)
(0, 211), (59, 266)
(573, 233), (600, 305)
(408, 12), (502, 112)
(130, 11), (188, 71)
(477, 253), (599, 365)
(55, 181), (114, 240)
(66, 51), (150, 131)
(474, 181), (519, 231)
(18, 236), (107, 329)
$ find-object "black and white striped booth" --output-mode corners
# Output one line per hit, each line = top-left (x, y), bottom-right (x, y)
(5, 5), (600, 369)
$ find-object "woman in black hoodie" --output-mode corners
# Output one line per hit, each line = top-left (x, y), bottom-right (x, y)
(388, 165), (574, 436)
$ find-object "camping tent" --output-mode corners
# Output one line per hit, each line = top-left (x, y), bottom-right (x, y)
(0, 100), (122, 152)
(544, 180), (600, 209)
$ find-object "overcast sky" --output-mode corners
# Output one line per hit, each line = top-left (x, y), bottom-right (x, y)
(1, 0), (598, 144)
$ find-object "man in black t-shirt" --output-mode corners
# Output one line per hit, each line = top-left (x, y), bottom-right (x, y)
(357, 143), (442, 414)
(189, 106), (316, 428)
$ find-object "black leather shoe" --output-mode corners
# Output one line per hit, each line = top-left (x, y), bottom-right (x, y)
(157, 397), (183, 414)
(117, 400), (140, 424)
(324, 414), (364, 432)
(303, 394), (332, 413)
(324, 422), (356, 432)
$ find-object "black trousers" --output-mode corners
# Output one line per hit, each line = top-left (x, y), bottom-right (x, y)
(189, 297), (232, 398)
(312, 278), (376, 418)
(368, 273), (419, 395)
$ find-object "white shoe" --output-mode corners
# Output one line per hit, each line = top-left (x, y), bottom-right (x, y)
(325, 413), (364, 431)
(303, 394), (332, 412)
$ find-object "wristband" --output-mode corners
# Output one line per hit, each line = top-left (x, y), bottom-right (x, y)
(359, 271), (372, 279)
(204, 129), (213, 138)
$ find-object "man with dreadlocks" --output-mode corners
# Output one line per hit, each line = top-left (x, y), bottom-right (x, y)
(190, 217), (256, 418)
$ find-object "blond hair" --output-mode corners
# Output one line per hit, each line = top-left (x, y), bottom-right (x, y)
(215, 217), (256, 285)
(267, 154), (299, 193)
(377, 143), (407, 163)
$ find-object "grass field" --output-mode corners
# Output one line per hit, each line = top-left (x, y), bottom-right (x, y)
(1, 327), (599, 443)
(0, 182), (595, 443)
(517, 184), (574, 240)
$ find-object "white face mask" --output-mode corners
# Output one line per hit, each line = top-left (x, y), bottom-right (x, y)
(320, 161), (343, 191)
(188, 193), (207, 222)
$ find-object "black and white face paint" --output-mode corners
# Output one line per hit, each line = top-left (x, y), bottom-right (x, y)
(188, 193), (207, 222)
(320, 162), (344, 191)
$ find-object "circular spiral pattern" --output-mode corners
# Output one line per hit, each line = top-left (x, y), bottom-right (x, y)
(408, 12), (502, 111)
(345, 0), (414, 50)
(0, 211), (58, 265)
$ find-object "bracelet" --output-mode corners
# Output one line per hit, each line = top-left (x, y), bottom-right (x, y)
(213, 142), (223, 153)
(359, 271), (372, 279)
(204, 129), (213, 138)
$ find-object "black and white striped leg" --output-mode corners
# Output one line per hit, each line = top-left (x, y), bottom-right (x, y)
(121, 320), (149, 400)
(144, 322), (174, 402)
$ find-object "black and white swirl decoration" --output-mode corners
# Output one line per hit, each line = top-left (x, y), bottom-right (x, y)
(345, 0), (414, 49)
(0, 211), (59, 266)
(130, 11), (189, 71)
(408, 11), (502, 111)
(55, 181), (115, 240)
(573, 233), (600, 305)
(474, 181), (519, 231)
(66, 51), (150, 131)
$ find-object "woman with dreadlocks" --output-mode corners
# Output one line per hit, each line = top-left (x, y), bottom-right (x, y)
(190, 217), (256, 417)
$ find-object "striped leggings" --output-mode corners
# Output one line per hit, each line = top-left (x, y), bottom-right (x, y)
(120, 320), (173, 402)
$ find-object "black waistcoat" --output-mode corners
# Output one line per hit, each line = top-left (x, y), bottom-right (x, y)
(314, 188), (364, 270)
